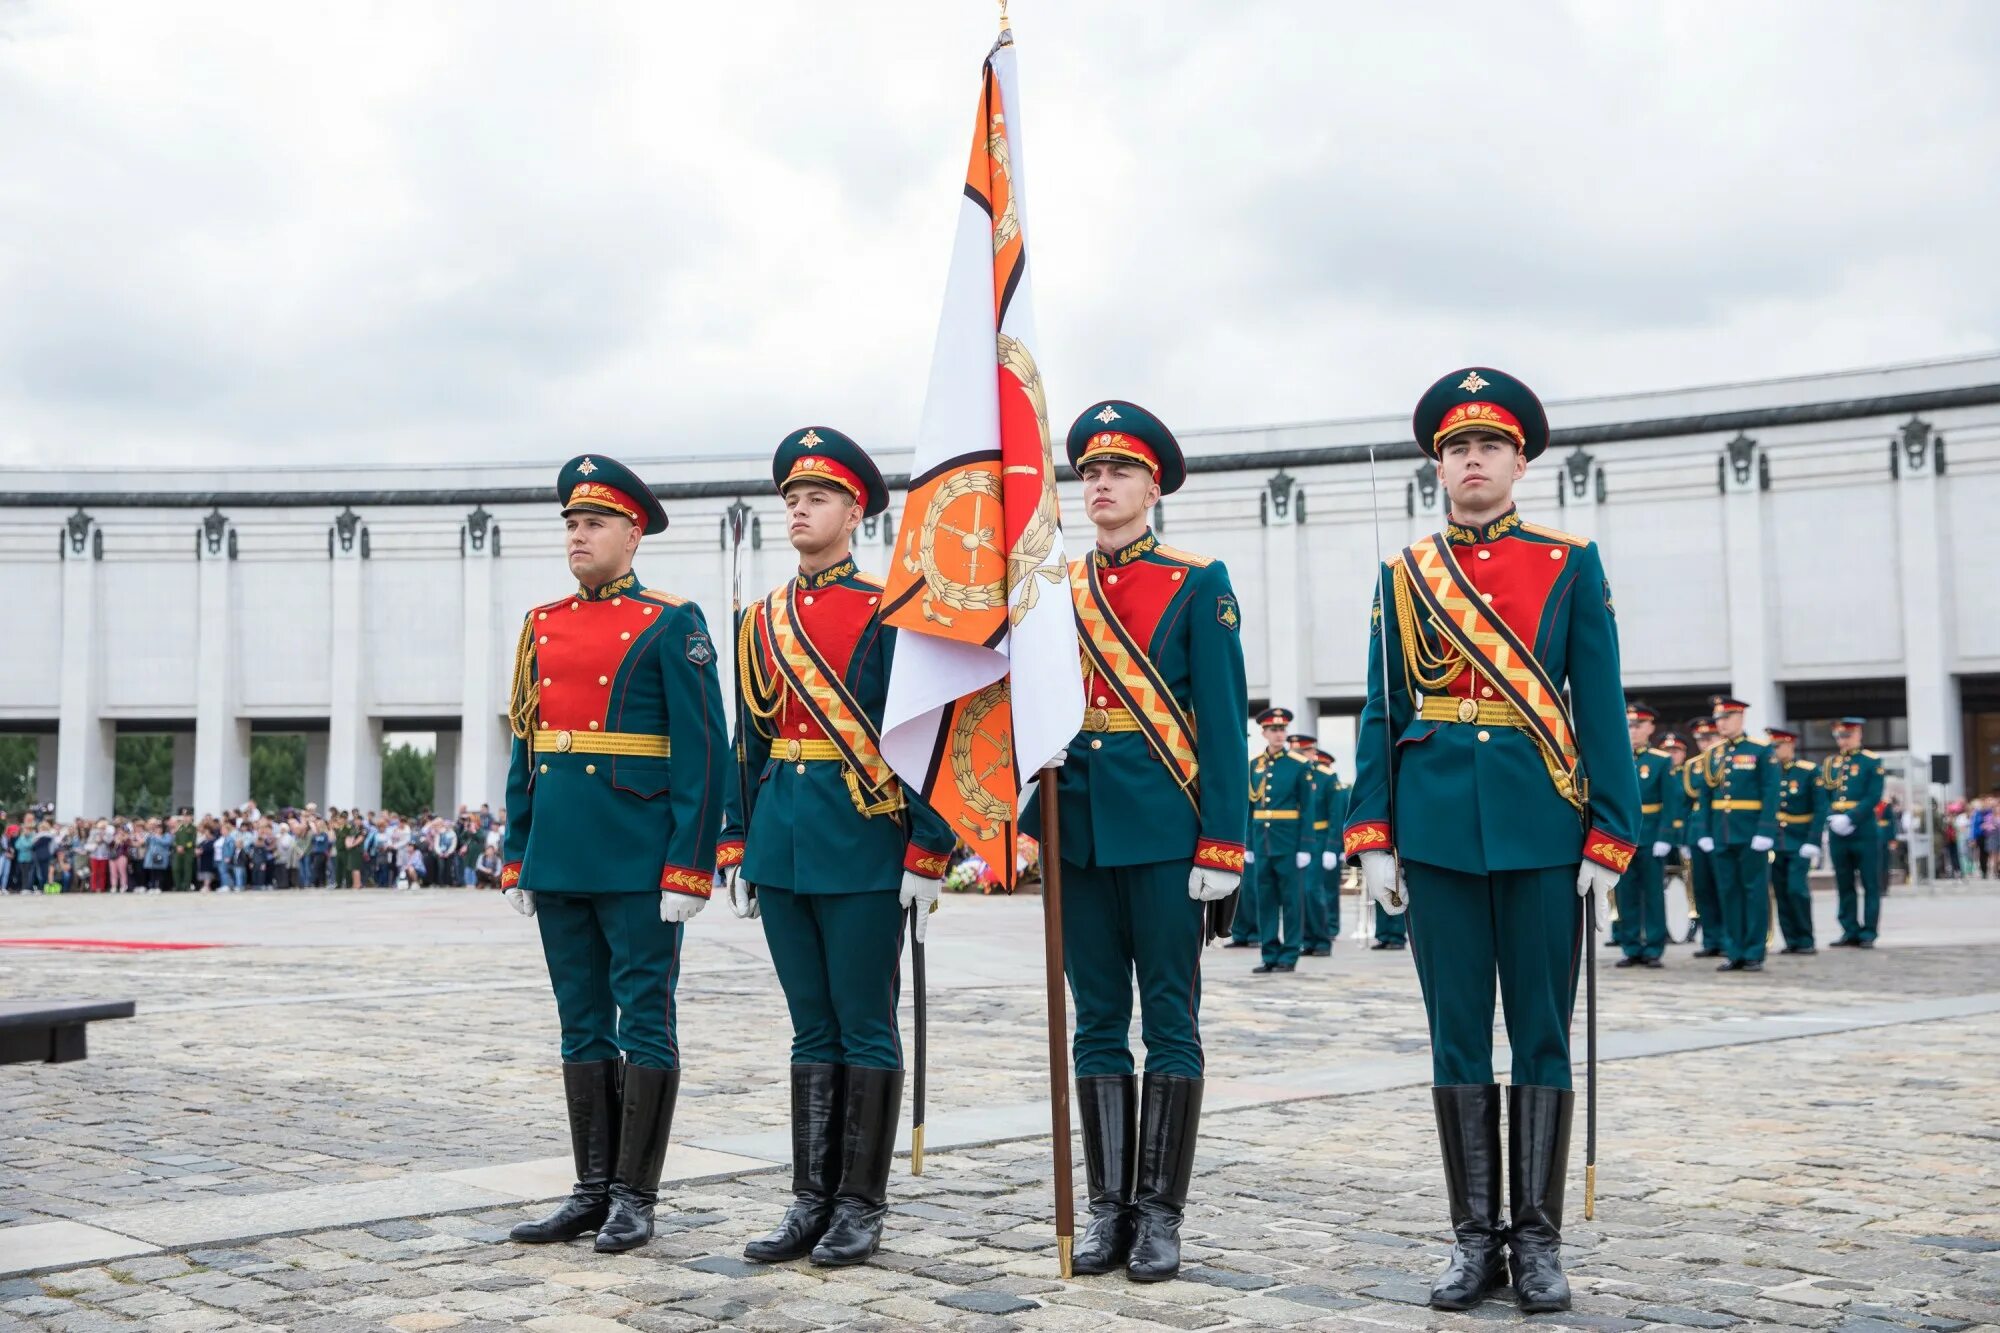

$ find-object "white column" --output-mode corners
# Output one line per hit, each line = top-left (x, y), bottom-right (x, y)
(34, 734), (59, 807)
(1262, 471), (1305, 712)
(326, 511), (378, 809)
(1554, 447), (1602, 543)
(170, 733), (195, 812)
(192, 512), (250, 812)
(1718, 435), (1778, 722)
(432, 731), (460, 814)
(55, 513), (114, 820)
(1892, 418), (1960, 793)
(456, 507), (500, 810)
(303, 732), (329, 809)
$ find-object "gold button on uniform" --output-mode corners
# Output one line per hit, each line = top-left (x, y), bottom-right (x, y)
(585, 764), (596, 775)
(588, 721), (599, 730)
(538, 635), (548, 644)
(611, 597), (622, 606)
(539, 763), (549, 774)
(1090, 739), (1103, 750)
(1482, 686), (1494, 698)
(804, 595), (814, 605)
(795, 763), (807, 774)
(538, 611), (547, 621)
(1171, 570), (1183, 581)
(1550, 548), (1564, 560)
(643, 607), (653, 616)
(571, 601), (580, 610)
(1481, 592), (1494, 603)
(620, 631), (631, 640)
(542, 677), (552, 687)
(1477, 550), (1492, 561)
(598, 675), (608, 685)
(1106, 574), (1118, 584)
(1477, 730), (1491, 742)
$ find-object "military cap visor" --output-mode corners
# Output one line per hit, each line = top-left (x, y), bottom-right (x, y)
(1766, 727), (1801, 742)
(1412, 367), (1550, 461)
(1625, 702), (1659, 722)
(1712, 697), (1751, 715)
(773, 427), (889, 517)
(1256, 707), (1294, 727)
(558, 455), (668, 533)
(1067, 400), (1188, 495)
(1832, 716), (1867, 731)
(1288, 733), (1317, 746)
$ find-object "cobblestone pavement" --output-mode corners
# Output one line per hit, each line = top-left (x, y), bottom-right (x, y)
(3, 887), (1997, 1330)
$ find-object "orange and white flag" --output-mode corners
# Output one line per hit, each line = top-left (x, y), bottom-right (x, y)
(881, 23), (1081, 889)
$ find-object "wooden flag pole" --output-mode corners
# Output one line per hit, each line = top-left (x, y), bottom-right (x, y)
(1037, 767), (1075, 1278)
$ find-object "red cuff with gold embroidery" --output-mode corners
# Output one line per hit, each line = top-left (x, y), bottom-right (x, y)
(1193, 838), (1244, 873)
(716, 840), (745, 869)
(904, 845), (950, 879)
(1343, 822), (1391, 857)
(500, 861), (522, 888)
(1582, 830), (1636, 874)
(660, 864), (713, 898)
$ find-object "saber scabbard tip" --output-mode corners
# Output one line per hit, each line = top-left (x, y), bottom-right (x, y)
(1584, 1163), (1596, 1221)
(1056, 1234), (1073, 1279)
(911, 1125), (924, 1176)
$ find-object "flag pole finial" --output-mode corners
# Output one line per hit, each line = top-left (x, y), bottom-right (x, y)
(998, 0), (1009, 31)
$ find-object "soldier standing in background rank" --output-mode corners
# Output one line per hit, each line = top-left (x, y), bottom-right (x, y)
(1823, 716), (1887, 948)
(1768, 726), (1826, 955)
(1304, 746), (1347, 956)
(1247, 708), (1315, 973)
(1289, 732), (1330, 956)
(1683, 717), (1727, 956)
(1615, 703), (1670, 969)
(1656, 731), (1692, 942)
(718, 428), (957, 1269)
(1692, 698), (1779, 973)
(1347, 368), (1638, 1313)
(502, 455), (729, 1254)
(1024, 401), (1250, 1282)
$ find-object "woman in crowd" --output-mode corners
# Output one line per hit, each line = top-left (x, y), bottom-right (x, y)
(143, 818), (172, 891)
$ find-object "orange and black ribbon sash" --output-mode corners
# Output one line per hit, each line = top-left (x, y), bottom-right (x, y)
(1401, 534), (1584, 810)
(763, 584), (902, 812)
(1070, 559), (1200, 810)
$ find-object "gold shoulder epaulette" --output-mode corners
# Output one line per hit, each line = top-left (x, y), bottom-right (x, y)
(1648, 747), (1671, 758)
(1152, 542), (1214, 568)
(1792, 760), (1817, 771)
(636, 589), (688, 607)
(851, 570), (886, 589)
(1287, 752), (1312, 765)
(1519, 519), (1587, 547)
(1861, 749), (1878, 759)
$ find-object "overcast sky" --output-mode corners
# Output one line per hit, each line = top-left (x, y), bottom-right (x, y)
(2, 1), (1997, 469)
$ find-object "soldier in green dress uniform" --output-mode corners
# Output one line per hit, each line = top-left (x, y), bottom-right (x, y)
(1614, 704), (1671, 968)
(718, 428), (957, 1269)
(1683, 717), (1727, 956)
(1692, 698), (1779, 972)
(171, 810), (197, 893)
(1248, 709), (1315, 973)
(1303, 746), (1347, 956)
(501, 455), (730, 1254)
(1767, 726), (1826, 955)
(1346, 367), (1639, 1314)
(1657, 732), (1690, 942)
(1023, 400), (1250, 1282)
(1822, 716), (1886, 947)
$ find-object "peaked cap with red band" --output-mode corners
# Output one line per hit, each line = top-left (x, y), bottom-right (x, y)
(1066, 399), (1188, 495)
(557, 454), (668, 533)
(1413, 366), (1550, 461)
(772, 426), (889, 518)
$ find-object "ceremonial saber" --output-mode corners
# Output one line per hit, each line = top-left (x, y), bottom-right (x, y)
(1584, 886), (1598, 1220)
(909, 904), (927, 1175)
(1038, 768), (1076, 1278)
(727, 503), (756, 915)
(1363, 444), (1404, 923)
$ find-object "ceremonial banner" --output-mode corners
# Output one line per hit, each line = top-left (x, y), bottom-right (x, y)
(881, 25), (1081, 888)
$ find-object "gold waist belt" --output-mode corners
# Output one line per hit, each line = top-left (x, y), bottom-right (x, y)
(1712, 799), (1763, 811)
(1418, 697), (1525, 727)
(1832, 799), (1859, 811)
(1640, 803), (1663, 814)
(1082, 706), (1142, 733)
(535, 729), (670, 757)
(1253, 810), (1300, 821)
(778, 738), (846, 762)
(1778, 812), (1814, 825)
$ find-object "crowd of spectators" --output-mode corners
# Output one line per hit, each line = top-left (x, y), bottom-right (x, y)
(0, 802), (508, 894)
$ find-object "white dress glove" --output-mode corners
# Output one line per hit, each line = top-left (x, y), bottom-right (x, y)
(1697, 836), (1716, 853)
(1359, 850), (1406, 915)
(660, 888), (707, 924)
(1187, 867), (1240, 901)
(504, 887), (536, 917)
(720, 866), (759, 920)
(1829, 813), (1855, 837)
(1750, 835), (1775, 853)
(1042, 747), (1068, 769)
(1576, 860), (1621, 899)
(1651, 841), (1672, 859)
(1322, 850), (1339, 870)
(900, 870), (941, 943)
(1801, 843), (1821, 867)
(1294, 851), (1312, 870)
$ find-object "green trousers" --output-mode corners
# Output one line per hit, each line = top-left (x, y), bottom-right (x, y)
(1405, 861), (1581, 1088)
(1689, 849), (1726, 951)
(535, 892), (684, 1069)
(1251, 856), (1304, 967)
(759, 887), (904, 1070)
(1614, 850), (1667, 961)
(1711, 844), (1771, 965)
(1771, 850), (1814, 949)
(1061, 858), (1206, 1080)
(171, 850), (195, 892)
(1228, 859), (1260, 943)
(1302, 863), (1338, 950)
(1829, 832), (1883, 943)
(1374, 900), (1408, 945)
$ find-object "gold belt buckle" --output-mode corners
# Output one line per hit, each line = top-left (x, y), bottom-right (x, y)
(1085, 707), (1109, 732)
(1456, 698), (1478, 724)
(554, 729), (574, 753)
(785, 739), (801, 761)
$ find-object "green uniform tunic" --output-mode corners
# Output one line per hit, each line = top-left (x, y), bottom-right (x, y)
(1248, 748), (1316, 967)
(1693, 731), (1779, 966)
(1614, 746), (1672, 961)
(1822, 748), (1886, 943)
(1772, 759), (1827, 949)
(1303, 763), (1347, 949)
(1681, 753), (1726, 952)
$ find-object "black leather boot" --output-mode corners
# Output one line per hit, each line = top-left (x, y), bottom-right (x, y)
(1428, 1085), (1507, 1309)
(1507, 1084), (1574, 1312)
(1071, 1074), (1137, 1275)
(744, 1064), (845, 1263)
(594, 1062), (679, 1253)
(1126, 1073), (1202, 1282)
(810, 1065), (903, 1266)
(510, 1060), (620, 1243)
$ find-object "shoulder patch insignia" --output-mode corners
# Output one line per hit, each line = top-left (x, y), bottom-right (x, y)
(1216, 593), (1241, 631)
(685, 630), (715, 666)
(1154, 542), (1215, 568)
(1602, 572), (1615, 618)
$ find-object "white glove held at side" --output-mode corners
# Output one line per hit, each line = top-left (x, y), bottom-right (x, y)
(504, 887), (536, 917)
(1576, 860), (1621, 899)
(1187, 867), (1240, 901)
(1359, 850), (1406, 915)
(900, 870), (941, 943)
(1750, 834), (1775, 853)
(1697, 836), (1716, 853)
(660, 889), (707, 924)
(1651, 841), (1672, 858)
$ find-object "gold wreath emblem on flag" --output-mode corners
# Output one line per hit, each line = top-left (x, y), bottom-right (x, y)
(996, 333), (1064, 625)
(948, 680), (1016, 840)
